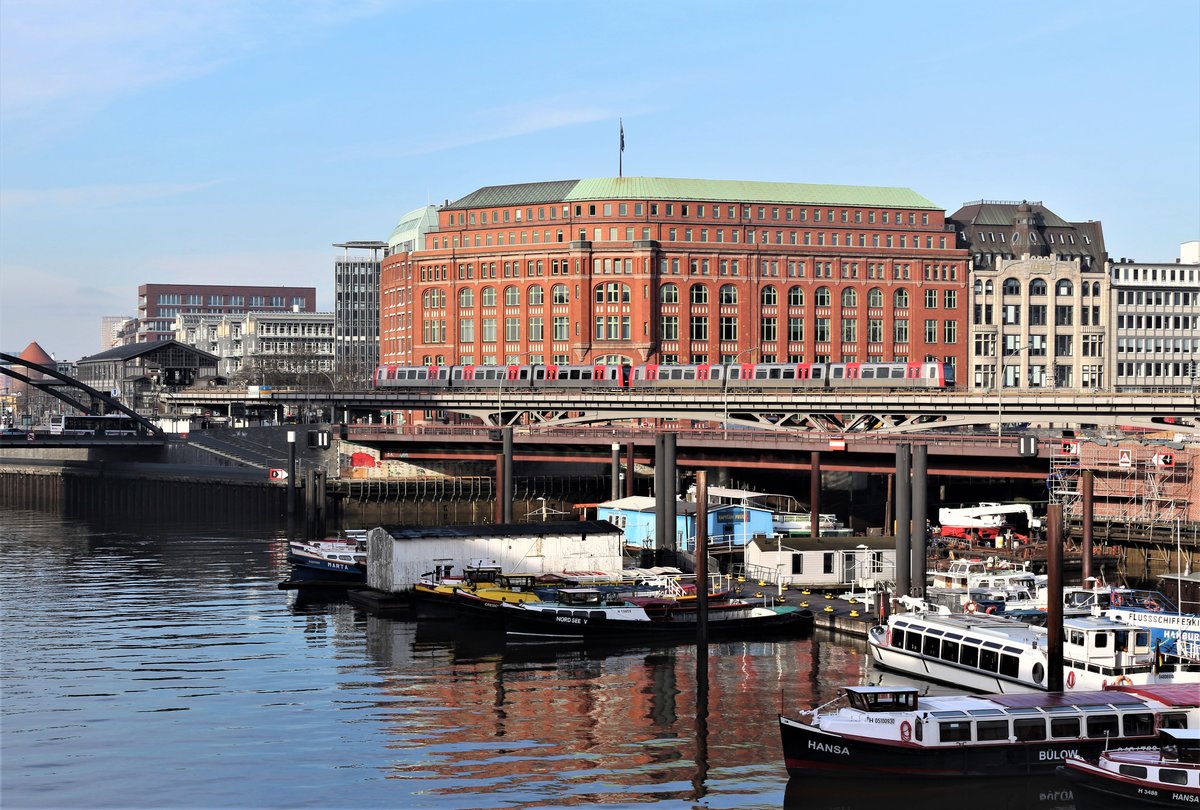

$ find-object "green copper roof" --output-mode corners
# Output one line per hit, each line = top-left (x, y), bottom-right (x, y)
(444, 176), (940, 211)
(566, 177), (939, 209)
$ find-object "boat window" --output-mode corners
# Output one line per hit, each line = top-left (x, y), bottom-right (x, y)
(938, 720), (972, 743)
(999, 654), (1020, 678)
(1161, 769), (1189, 786)
(940, 640), (959, 662)
(979, 649), (999, 672)
(905, 632), (922, 653)
(1122, 713), (1154, 736)
(1086, 715), (1120, 739)
(891, 628), (906, 648)
(1013, 718), (1046, 741)
(589, 611), (605, 619)
(1161, 712), (1189, 729)
(1117, 764), (1149, 779)
(1050, 717), (1081, 739)
(960, 645), (979, 668)
(976, 720), (1009, 741)
(572, 610), (590, 619)
(923, 636), (940, 656)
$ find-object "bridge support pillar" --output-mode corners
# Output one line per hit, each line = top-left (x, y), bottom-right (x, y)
(664, 432), (677, 552)
(502, 427), (514, 523)
(1046, 503), (1064, 692)
(494, 452), (504, 524)
(895, 444), (911, 598)
(910, 444), (928, 598)
(809, 451), (821, 539)
(611, 442), (621, 501)
(654, 434), (666, 551)
(625, 442), (635, 498)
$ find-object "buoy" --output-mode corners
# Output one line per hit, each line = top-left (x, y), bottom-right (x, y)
(800, 601), (810, 608)
(801, 589), (811, 595)
(758, 580), (767, 587)
(824, 593), (834, 600)
(823, 605), (834, 613)
(849, 610), (860, 618)
(847, 598), (858, 605)
(737, 576), (746, 583)
(755, 591), (765, 598)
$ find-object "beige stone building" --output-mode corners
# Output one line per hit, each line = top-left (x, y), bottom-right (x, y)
(950, 201), (1109, 391)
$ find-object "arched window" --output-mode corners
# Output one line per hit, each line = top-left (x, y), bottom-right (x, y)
(815, 286), (831, 306)
(527, 285), (544, 305)
(894, 288), (910, 308)
(1092, 282), (1101, 296)
(504, 285), (520, 306)
(841, 288), (857, 307)
(458, 288), (474, 308)
(761, 285), (778, 306)
(1002, 278), (1021, 295)
(1081, 283), (1089, 298)
(552, 284), (569, 304)
(1030, 279), (1047, 296)
(422, 289), (445, 309)
(661, 283), (679, 304)
(719, 284), (738, 305)
(868, 287), (883, 308)
(1057, 280), (1073, 297)
(1012, 232), (1021, 243)
(788, 286), (804, 307)
(481, 286), (497, 307)
(974, 278), (983, 295)
(690, 284), (709, 305)
(985, 280), (994, 294)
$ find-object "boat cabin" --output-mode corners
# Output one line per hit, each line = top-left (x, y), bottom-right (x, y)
(842, 685), (920, 713)
(1162, 728), (1200, 764)
(554, 589), (607, 607)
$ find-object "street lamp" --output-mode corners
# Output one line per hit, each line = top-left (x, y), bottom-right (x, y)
(722, 347), (758, 439)
(996, 339), (1036, 445)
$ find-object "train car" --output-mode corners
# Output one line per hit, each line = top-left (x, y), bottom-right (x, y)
(533, 364), (626, 389)
(722, 363), (830, 390)
(448, 364), (534, 389)
(374, 365), (450, 388)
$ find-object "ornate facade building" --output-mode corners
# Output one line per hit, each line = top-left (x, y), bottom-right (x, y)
(379, 177), (970, 372)
(949, 201), (1109, 391)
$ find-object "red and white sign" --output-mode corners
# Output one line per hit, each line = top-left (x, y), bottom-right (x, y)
(1118, 450), (1133, 469)
(828, 438), (846, 451)
(1153, 453), (1175, 468)
(1061, 441), (1079, 456)
(269, 468), (288, 480)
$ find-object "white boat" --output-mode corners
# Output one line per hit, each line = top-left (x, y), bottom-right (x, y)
(780, 683), (1200, 779)
(868, 610), (1200, 693)
(1058, 728), (1200, 808)
(286, 537), (367, 583)
(772, 512), (843, 535)
(1065, 586), (1200, 662)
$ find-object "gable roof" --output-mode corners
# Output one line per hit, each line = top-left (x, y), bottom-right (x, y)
(78, 340), (219, 364)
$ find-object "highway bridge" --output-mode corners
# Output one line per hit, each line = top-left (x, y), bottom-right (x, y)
(164, 387), (1200, 435)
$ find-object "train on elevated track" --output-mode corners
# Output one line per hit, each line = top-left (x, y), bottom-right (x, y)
(373, 360), (955, 391)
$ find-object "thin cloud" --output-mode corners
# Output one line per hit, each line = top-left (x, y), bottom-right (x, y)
(0, 181), (221, 210)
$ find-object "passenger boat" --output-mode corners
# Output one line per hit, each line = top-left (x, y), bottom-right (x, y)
(867, 610), (1200, 693)
(1065, 587), (1200, 662)
(1057, 728), (1200, 807)
(779, 682), (1200, 779)
(286, 537), (367, 583)
(498, 587), (812, 640)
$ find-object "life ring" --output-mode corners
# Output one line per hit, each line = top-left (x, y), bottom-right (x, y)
(965, 601), (978, 614)
(1066, 671), (1076, 689)
(985, 605), (998, 614)
(1145, 600), (1160, 612)
(1114, 676), (1133, 686)
(900, 720), (912, 742)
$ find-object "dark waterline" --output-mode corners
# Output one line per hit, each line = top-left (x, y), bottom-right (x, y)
(0, 507), (1077, 809)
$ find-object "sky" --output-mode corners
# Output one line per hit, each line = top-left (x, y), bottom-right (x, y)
(2, 0), (1198, 362)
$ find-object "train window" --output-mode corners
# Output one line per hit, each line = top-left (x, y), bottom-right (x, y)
(861, 368), (875, 379)
(812, 367), (824, 379)
(781, 368), (794, 379)
(1085, 715), (1120, 739)
(831, 367), (844, 379)
(891, 368), (904, 378)
(1122, 713), (1154, 736)
(1013, 719), (1046, 742)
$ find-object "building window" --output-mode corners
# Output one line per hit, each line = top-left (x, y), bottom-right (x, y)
(552, 284), (569, 304)
(815, 287), (831, 307)
(690, 284), (709, 305)
(720, 316), (738, 341)
(894, 289), (910, 308)
(661, 283), (679, 304)
(761, 286), (778, 306)
(690, 317), (709, 341)
(662, 316), (679, 341)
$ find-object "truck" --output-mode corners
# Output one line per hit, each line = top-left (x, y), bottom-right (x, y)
(936, 502), (1043, 545)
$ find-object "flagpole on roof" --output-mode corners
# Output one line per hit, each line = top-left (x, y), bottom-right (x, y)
(619, 118), (624, 178)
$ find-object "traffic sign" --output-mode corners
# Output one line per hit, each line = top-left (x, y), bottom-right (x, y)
(828, 438), (846, 451)
(1118, 450), (1133, 469)
(1152, 453), (1175, 468)
(269, 468), (288, 480)
(1061, 441), (1079, 456)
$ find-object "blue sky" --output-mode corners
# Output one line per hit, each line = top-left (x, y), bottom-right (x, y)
(2, 0), (1197, 362)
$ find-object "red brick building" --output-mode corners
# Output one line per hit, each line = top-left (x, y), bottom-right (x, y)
(380, 177), (969, 371)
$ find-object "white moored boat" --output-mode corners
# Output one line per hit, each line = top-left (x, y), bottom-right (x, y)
(1058, 728), (1200, 808)
(868, 610), (1200, 693)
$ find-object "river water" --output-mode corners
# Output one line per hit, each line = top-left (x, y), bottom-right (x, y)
(0, 506), (1077, 809)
